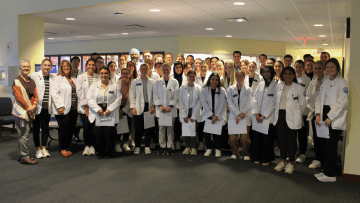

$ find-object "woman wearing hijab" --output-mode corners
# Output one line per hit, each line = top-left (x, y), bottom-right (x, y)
(172, 62), (184, 150)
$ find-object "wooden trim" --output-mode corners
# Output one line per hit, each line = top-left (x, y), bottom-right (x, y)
(342, 173), (360, 183)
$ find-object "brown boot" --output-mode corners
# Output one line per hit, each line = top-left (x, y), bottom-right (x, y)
(20, 157), (37, 165)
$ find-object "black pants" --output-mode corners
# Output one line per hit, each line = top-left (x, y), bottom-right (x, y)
(321, 105), (342, 177)
(115, 114), (132, 142)
(79, 113), (95, 146)
(55, 110), (77, 150)
(251, 124), (275, 163)
(297, 116), (309, 155)
(33, 108), (50, 147)
(221, 123), (230, 149)
(133, 103), (153, 148)
(197, 121), (205, 143)
(174, 111), (182, 143)
(204, 122), (223, 150)
(311, 117), (322, 161)
(276, 110), (297, 162)
(93, 126), (115, 157)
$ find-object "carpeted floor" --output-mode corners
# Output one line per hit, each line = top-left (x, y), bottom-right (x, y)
(0, 129), (359, 203)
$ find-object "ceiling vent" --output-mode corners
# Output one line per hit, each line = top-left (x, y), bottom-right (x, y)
(226, 17), (249, 23)
(122, 24), (145, 29)
(44, 32), (57, 35)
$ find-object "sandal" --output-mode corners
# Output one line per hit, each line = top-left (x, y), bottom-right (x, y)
(60, 151), (70, 157)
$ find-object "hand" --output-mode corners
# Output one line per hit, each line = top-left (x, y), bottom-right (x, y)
(325, 118), (331, 127)
(256, 114), (260, 123)
(259, 116), (265, 124)
(28, 105), (35, 112)
(58, 107), (64, 115)
(211, 115), (218, 124)
(190, 119), (195, 123)
(316, 115), (321, 126)
(226, 104), (230, 112)
(238, 113), (245, 119)
(98, 109), (104, 117)
(160, 105), (166, 113)
(132, 108), (137, 116)
(150, 106), (155, 115)
(166, 106), (172, 113)
(236, 117), (241, 124)
(184, 117), (189, 123)
(104, 109), (111, 117)
(84, 106), (89, 117)
(119, 109), (124, 119)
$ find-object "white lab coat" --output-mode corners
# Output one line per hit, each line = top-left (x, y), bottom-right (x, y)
(244, 72), (264, 96)
(51, 75), (78, 115)
(149, 72), (160, 81)
(306, 76), (327, 121)
(178, 83), (202, 122)
(110, 74), (120, 82)
(129, 77), (155, 115)
(86, 80), (122, 124)
(315, 75), (348, 130)
(252, 80), (277, 124)
(153, 77), (179, 117)
(29, 71), (55, 115)
(195, 71), (212, 87)
(297, 74), (311, 116)
(273, 81), (306, 130)
(227, 84), (253, 126)
(76, 72), (100, 114)
(200, 86), (227, 125)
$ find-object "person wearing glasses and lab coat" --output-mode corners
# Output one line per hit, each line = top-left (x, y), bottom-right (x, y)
(314, 58), (349, 182)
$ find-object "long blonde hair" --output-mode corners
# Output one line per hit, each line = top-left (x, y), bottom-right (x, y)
(223, 61), (235, 86)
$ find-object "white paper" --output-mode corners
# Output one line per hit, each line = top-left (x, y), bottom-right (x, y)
(144, 111), (155, 129)
(252, 117), (270, 135)
(96, 114), (115, 126)
(159, 112), (172, 126)
(204, 119), (222, 135)
(228, 119), (247, 135)
(315, 121), (330, 139)
(116, 116), (129, 134)
(182, 122), (196, 137)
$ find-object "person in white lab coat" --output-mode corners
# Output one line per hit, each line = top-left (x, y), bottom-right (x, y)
(274, 61), (284, 83)
(314, 58), (349, 182)
(178, 70), (202, 155)
(273, 67), (306, 174)
(145, 59), (160, 81)
(51, 60), (78, 158)
(200, 72), (227, 158)
(244, 61), (264, 96)
(30, 59), (55, 159)
(306, 61), (328, 169)
(172, 62), (184, 150)
(293, 60), (311, 164)
(87, 66), (122, 159)
(227, 70), (253, 160)
(108, 61), (120, 82)
(222, 61), (235, 90)
(130, 63), (156, 155)
(76, 59), (100, 156)
(251, 66), (277, 165)
(127, 61), (138, 81)
(154, 63), (179, 155)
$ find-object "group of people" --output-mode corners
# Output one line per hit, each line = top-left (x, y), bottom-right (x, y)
(12, 49), (348, 183)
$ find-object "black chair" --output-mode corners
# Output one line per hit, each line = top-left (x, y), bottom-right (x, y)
(0, 97), (16, 142)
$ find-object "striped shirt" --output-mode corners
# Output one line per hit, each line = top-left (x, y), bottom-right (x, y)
(42, 75), (50, 109)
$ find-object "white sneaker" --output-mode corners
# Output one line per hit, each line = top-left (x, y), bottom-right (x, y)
(285, 163), (294, 174)
(231, 154), (237, 159)
(204, 149), (212, 157)
(123, 143), (131, 152)
(134, 147), (140, 155)
(89, 146), (95, 156)
(130, 139), (135, 147)
(183, 148), (191, 155)
(35, 149), (43, 159)
(314, 172), (325, 178)
(115, 144), (122, 152)
(244, 156), (250, 161)
(198, 142), (204, 151)
(317, 175), (336, 182)
(145, 147), (151, 155)
(215, 149), (221, 158)
(83, 146), (90, 156)
(191, 148), (197, 156)
(274, 148), (281, 157)
(42, 149), (50, 157)
(274, 162), (286, 171)
(176, 142), (181, 150)
(295, 154), (306, 164)
(309, 160), (321, 169)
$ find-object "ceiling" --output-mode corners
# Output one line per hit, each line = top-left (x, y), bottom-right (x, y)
(30, 0), (349, 49)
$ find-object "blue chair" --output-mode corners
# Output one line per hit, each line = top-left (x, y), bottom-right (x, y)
(0, 97), (16, 142)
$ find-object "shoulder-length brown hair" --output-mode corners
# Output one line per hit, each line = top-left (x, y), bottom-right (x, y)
(58, 60), (74, 78)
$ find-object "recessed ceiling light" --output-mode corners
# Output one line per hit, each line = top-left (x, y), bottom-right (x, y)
(206, 28), (213, 30)
(113, 12), (124, 17)
(323, 44), (328, 45)
(48, 38), (54, 40)
(122, 33), (129, 35)
(226, 35), (232, 38)
(233, 2), (245, 5)
(319, 35), (326, 37)
(66, 18), (75, 21)
(226, 18), (249, 23)
(150, 9), (160, 12)
(314, 24), (323, 26)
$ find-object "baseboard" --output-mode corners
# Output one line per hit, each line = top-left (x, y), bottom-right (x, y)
(342, 173), (360, 183)
(1, 126), (13, 132)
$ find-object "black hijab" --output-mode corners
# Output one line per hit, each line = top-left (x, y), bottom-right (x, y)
(173, 62), (183, 87)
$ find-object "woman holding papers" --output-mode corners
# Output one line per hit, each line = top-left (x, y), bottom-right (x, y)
(76, 59), (100, 156)
(130, 63), (156, 155)
(200, 72), (227, 158)
(251, 66), (277, 165)
(114, 68), (133, 152)
(178, 70), (202, 155)
(227, 70), (253, 160)
(306, 61), (327, 169)
(273, 67), (306, 174)
(154, 63), (179, 156)
(52, 60), (78, 157)
(87, 66), (122, 159)
(314, 58), (349, 182)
